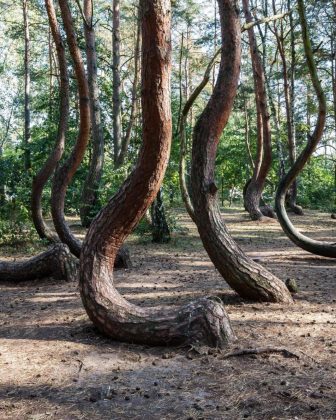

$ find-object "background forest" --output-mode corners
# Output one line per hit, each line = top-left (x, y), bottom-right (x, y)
(0, 0), (335, 244)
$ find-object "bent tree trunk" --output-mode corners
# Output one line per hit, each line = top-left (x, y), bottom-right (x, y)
(50, 0), (130, 269)
(51, 0), (90, 257)
(79, 0), (105, 228)
(31, 0), (69, 242)
(190, 0), (292, 303)
(0, 244), (77, 282)
(275, 0), (335, 258)
(151, 187), (171, 243)
(273, 0), (303, 215)
(243, 0), (274, 221)
(79, 0), (235, 348)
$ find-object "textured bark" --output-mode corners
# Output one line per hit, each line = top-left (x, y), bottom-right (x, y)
(275, 0), (334, 258)
(31, 0), (69, 242)
(178, 50), (220, 223)
(79, 0), (235, 348)
(0, 244), (77, 282)
(243, 0), (274, 221)
(79, 0), (105, 228)
(151, 187), (171, 243)
(23, 0), (31, 172)
(51, 0), (90, 258)
(112, 0), (122, 165)
(190, 0), (292, 303)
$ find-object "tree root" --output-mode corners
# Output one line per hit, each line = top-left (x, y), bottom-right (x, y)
(0, 243), (78, 282)
(221, 346), (300, 359)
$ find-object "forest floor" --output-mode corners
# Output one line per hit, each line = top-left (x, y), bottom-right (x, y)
(0, 208), (335, 419)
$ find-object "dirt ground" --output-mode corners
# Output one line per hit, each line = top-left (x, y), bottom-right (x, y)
(0, 208), (335, 420)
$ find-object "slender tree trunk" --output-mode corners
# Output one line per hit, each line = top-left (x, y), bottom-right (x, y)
(50, 0), (130, 269)
(190, 0), (292, 303)
(31, 0), (69, 242)
(272, 0), (303, 215)
(79, 0), (235, 347)
(51, 0), (91, 258)
(243, 0), (274, 221)
(23, 0), (31, 172)
(151, 187), (171, 243)
(116, 5), (141, 167)
(275, 0), (334, 258)
(79, 0), (105, 228)
(112, 0), (122, 165)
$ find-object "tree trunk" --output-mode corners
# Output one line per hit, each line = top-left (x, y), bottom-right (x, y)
(0, 244), (77, 282)
(31, 0), (69, 242)
(79, 0), (235, 348)
(112, 0), (122, 166)
(50, 0), (130, 269)
(79, 0), (105, 228)
(272, 0), (303, 215)
(151, 187), (171, 243)
(23, 0), (31, 172)
(243, 0), (274, 221)
(115, 5), (141, 168)
(190, 0), (293, 303)
(275, 0), (335, 258)
(51, 0), (90, 258)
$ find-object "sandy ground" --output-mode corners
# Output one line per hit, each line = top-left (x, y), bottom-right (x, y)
(0, 208), (335, 419)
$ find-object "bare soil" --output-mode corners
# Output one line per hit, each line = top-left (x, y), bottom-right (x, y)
(0, 208), (335, 419)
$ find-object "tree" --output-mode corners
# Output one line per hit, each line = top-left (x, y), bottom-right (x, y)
(31, 0), (69, 242)
(275, 0), (335, 258)
(242, 0), (275, 221)
(22, 0), (31, 172)
(79, 0), (235, 347)
(190, 0), (293, 303)
(79, 0), (105, 228)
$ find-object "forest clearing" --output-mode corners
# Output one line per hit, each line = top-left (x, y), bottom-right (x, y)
(0, 209), (335, 419)
(1, 0), (336, 418)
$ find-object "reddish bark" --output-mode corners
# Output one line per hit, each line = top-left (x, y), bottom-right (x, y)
(190, 0), (292, 303)
(79, 0), (235, 347)
(31, 0), (69, 242)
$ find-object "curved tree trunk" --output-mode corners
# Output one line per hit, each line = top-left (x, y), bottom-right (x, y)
(79, 0), (235, 348)
(275, 0), (334, 258)
(31, 0), (69, 242)
(0, 244), (77, 282)
(272, 0), (303, 216)
(190, 0), (292, 303)
(79, 0), (105, 228)
(51, 0), (90, 258)
(243, 0), (274, 221)
(178, 50), (220, 223)
(50, 0), (130, 269)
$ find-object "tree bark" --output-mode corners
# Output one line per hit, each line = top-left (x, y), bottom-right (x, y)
(31, 0), (69, 242)
(49, 0), (130, 269)
(272, 0), (303, 215)
(275, 0), (335, 258)
(190, 0), (293, 303)
(79, 0), (105, 228)
(51, 0), (90, 258)
(23, 0), (31, 172)
(112, 0), (122, 166)
(79, 0), (235, 348)
(0, 244), (77, 282)
(243, 0), (274, 221)
(151, 187), (171, 243)
(115, 5), (141, 168)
